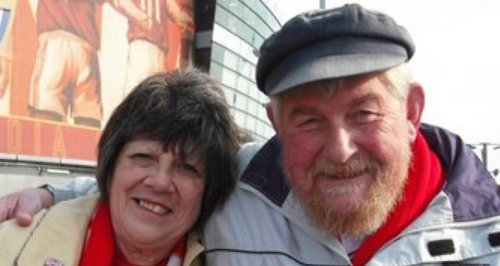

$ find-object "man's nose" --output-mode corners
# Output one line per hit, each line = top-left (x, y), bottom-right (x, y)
(323, 126), (357, 164)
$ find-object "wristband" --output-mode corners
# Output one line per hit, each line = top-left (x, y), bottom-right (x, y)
(38, 184), (55, 199)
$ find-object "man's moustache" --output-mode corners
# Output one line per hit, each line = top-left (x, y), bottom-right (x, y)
(308, 156), (380, 179)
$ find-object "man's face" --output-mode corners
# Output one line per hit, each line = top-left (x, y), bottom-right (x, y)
(271, 74), (418, 236)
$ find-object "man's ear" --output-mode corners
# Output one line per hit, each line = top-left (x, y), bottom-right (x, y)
(266, 102), (278, 132)
(406, 82), (425, 140)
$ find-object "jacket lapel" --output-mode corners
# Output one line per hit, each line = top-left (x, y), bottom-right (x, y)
(16, 195), (99, 266)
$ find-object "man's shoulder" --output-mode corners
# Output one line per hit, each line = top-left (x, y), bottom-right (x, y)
(236, 141), (265, 172)
(203, 184), (348, 265)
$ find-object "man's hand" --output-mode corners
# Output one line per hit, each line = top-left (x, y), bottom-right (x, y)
(0, 188), (54, 226)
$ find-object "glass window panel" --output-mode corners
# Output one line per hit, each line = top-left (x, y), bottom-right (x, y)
(221, 69), (237, 88)
(256, 121), (265, 136)
(239, 60), (252, 79)
(248, 99), (258, 115)
(234, 110), (246, 127)
(234, 92), (248, 110)
(236, 76), (249, 94)
(223, 50), (238, 68)
(211, 44), (224, 64)
(249, 83), (259, 100)
(223, 87), (237, 106)
(246, 116), (256, 132)
(209, 63), (223, 81)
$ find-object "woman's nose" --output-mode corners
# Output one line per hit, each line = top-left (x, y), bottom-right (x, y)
(145, 170), (176, 193)
(144, 155), (176, 193)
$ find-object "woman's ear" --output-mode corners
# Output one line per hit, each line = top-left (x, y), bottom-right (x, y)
(406, 82), (425, 140)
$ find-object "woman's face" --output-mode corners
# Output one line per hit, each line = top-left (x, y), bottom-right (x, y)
(109, 139), (205, 257)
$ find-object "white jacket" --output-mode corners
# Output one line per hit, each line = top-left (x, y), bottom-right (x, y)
(203, 125), (500, 265)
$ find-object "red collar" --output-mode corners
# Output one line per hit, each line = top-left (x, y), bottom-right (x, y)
(79, 200), (186, 266)
(351, 132), (445, 265)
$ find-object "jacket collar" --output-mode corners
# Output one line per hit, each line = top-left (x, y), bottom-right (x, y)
(184, 232), (205, 266)
(420, 124), (500, 221)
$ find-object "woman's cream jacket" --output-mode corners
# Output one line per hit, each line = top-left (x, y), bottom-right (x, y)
(0, 194), (204, 266)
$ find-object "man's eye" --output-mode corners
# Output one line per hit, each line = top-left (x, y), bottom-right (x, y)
(353, 110), (379, 122)
(304, 118), (318, 124)
(296, 117), (320, 129)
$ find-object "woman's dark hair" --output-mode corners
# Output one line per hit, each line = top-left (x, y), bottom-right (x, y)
(96, 69), (240, 229)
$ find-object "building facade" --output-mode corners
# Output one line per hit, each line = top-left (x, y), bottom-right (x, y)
(196, 0), (283, 140)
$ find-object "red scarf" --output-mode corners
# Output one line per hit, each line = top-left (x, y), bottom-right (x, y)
(351, 132), (445, 266)
(79, 200), (186, 266)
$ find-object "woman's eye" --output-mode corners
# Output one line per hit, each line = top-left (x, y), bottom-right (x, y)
(130, 153), (154, 166)
(179, 163), (199, 175)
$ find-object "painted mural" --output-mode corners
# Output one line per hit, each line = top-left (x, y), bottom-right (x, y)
(0, 0), (194, 162)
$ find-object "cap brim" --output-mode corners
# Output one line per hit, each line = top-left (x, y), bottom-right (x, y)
(265, 37), (408, 95)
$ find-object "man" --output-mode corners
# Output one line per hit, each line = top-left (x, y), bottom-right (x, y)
(1, 4), (500, 265)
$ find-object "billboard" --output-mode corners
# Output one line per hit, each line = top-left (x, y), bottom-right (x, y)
(0, 0), (194, 164)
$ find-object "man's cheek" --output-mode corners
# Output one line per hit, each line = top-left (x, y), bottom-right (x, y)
(283, 135), (322, 174)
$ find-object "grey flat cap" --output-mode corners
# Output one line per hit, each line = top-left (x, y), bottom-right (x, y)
(256, 4), (415, 96)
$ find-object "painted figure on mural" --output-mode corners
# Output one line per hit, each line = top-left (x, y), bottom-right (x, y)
(0, 48), (11, 100)
(27, 0), (156, 128)
(28, 0), (105, 128)
(0, 8), (13, 115)
(115, 0), (194, 98)
(175, 0), (193, 69)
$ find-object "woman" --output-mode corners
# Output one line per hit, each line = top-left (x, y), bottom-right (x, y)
(0, 70), (240, 266)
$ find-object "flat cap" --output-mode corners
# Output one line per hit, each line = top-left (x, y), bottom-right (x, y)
(256, 4), (415, 96)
